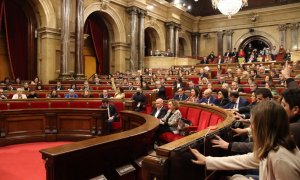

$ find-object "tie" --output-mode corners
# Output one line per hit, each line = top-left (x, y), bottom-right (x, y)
(179, 95), (182, 101)
(107, 106), (111, 118)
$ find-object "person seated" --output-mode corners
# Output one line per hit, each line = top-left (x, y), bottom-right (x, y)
(100, 98), (118, 134)
(265, 82), (278, 96)
(2, 77), (11, 85)
(94, 77), (101, 85)
(187, 80), (201, 93)
(12, 88), (27, 99)
(82, 90), (93, 98)
(48, 90), (61, 98)
(249, 82), (258, 93)
(111, 77), (125, 99)
(250, 69), (260, 79)
(224, 49), (231, 57)
(173, 76), (185, 93)
(30, 76), (40, 85)
(152, 81), (166, 100)
(99, 89), (111, 98)
(0, 88), (7, 99)
(230, 81), (244, 93)
(153, 100), (182, 143)
(14, 77), (21, 85)
(223, 91), (249, 110)
(142, 81), (150, 90)
(22, 82), (30, 91)
(216, 55), (223, 64)
(185, 88), (199, 103)
(3, 83), (15, 91)
(150, 98), (168, 119)
(173, 88), (188, 101)
(65, 89), (78, 98)
(125, 82), (135, 91)
(81, 80), (92, 91)
(201, 56), (209, 64)
(285, 49), (291, 61)
(197, 68), (208, 79)
(69, 83), (78, 90)
(190, 101), (300, 180)
(35, 82), (44, 90)
(207, 51), (215, 62)
(198, 89), (217, 105)
(54, 81), (65, 91)
(214, 89), (230, 107)
(27, 90), (39, 99)
(132, 87), (146, 112)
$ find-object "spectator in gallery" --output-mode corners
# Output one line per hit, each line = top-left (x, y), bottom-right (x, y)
(81, 80), (93, 91)
(23, 82), (30, 91)
(14, 77), (21, 84)
(3, 83), (15, 91)
(207, 51), (216, 62)
(12, 88), (27, 99)
(69, 83), (78, 91)
(64, 89), (78, 98)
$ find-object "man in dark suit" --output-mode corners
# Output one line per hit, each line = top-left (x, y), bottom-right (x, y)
(54, 81), (65, 91)
(173, 88), (188, 101)
(125, 82), (135, 91)
(100, 98), (118, 134)
(132, 87), (147, 112)
(150, 98), (167, 119)
(187, 81), (201, 93)
(201, 56), (209, 64)
(224, 49), (231, 57)
(198, 89), (217, 105)
(223, 91), (249, 109)
(99, 89), (111, 98)
(152, 81), (166, 100)
(216, 55), (223, 64)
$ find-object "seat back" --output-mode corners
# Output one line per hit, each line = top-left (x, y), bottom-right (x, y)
(197, 111), (212, 131)
(179, 106), (189, 119)
(186, 108), (201, 126)
(9, 102), (29, 109)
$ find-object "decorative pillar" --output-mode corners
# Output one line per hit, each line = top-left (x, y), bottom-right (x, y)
(174, 26), (180, 57)
(166, 22), (175, 55)
(217, 31), (224, 56)
(290, 23), (299, 51)
(127, 7), (138, 72)
(58, 0), (72, 80)
(191, 32), (200, 58)
(74, 0), (86, 79)
(225, 30), (233, 51)
(278, 24), (287, 48)
(138, 9), (147, 70)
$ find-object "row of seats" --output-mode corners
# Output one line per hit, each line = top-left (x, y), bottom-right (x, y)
(0, 100), (126, 130)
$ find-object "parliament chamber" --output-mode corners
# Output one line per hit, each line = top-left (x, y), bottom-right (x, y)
(1, 0), (300, 180)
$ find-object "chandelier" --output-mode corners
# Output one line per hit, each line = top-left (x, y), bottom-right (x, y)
(212, 0), (248, 18)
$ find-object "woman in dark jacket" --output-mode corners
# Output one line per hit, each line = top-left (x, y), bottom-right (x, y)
(215, 89), (230, 107)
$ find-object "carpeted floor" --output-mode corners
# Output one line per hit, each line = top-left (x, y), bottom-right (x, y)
(0, 142), (70, 180)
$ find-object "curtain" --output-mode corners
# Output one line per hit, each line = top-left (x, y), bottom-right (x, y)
(0, 0), (28, 80)
(84, 14), (109, 75)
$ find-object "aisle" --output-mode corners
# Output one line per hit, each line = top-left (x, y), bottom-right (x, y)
(0, 142), (70, 180)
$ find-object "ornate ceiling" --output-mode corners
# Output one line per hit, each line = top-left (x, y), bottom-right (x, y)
(165, 0), (300, 17)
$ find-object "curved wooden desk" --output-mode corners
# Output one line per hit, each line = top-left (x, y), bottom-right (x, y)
(40, 111), (159, 180)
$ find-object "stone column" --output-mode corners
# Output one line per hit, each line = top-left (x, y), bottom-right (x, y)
(290, 23), (299, 51)
(225, 30), (234, 51)
(166, 22), (175, 55)
(278, 24), (287, 48)
(191, 32), (200, 58)
(138, 9), (147, 71)
(74, 0), (86, 79)
(58, 0), (72, 80)
(127, 7), (138, 72)
(174, 26), (180, 57)
(217, 31), (224, 56)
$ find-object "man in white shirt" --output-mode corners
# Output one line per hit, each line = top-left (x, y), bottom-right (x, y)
(12, 88), (27, 99)
(150, 98), (167, 119)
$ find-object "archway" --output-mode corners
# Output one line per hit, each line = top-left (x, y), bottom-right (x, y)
(144, 27), (160, 56)
(0, 0), (38, 81)
(238, 35), (272, 60)
(84, 12), (109, 76)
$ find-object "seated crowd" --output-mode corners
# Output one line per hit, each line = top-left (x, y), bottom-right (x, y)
(0, 53), (300, 179)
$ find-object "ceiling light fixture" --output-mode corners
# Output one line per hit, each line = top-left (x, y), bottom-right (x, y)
(212, 0), (248, 19)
